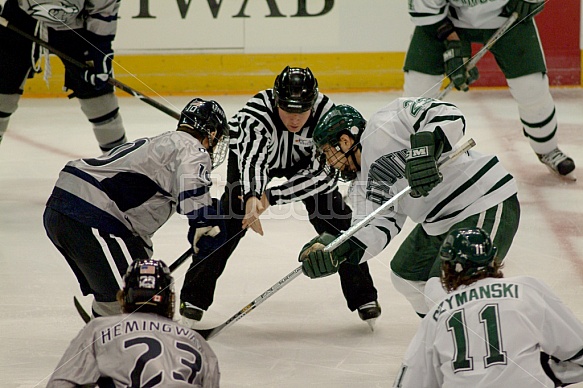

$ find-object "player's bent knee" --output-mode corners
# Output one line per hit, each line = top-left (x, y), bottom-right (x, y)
(424, 276), (447, 311)
(92, 300), (122, 317)
(391, 271), (429, 316)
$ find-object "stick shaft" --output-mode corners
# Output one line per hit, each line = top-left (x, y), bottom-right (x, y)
(197, 266), (304, 340)
(0, 16), (180, 120)
(169, 248), (194, 273)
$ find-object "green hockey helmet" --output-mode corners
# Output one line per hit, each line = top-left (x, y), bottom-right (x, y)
(439, 227), (497, 276)
(313, 104), (367, 150)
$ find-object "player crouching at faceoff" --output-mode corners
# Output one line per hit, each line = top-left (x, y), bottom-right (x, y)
(394, 228), (583, 388)
(47, 259), (220, 387)
(43, 98), (229, 318)
(299, 99), (520, 319)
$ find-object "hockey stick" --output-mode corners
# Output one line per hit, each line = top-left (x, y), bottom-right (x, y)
(0, 16), (180, 120)
(196, 266), (303, 340)
(169, 248), (194, 272)
(437, 12), (518, 100)
(74, 248), (194, 323)
(195, 138), (476, 340)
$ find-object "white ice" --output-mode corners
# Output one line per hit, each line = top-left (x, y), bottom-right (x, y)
(1, 88), (582, 387)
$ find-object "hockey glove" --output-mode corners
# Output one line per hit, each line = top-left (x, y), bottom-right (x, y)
(443, 40), (478, 92)
(405, 131), (444, 198)
(187, 199), (227, 257)
(504, 0), (544, 21)
(83, 33), (114, 90)
(299, 232), (351, 279)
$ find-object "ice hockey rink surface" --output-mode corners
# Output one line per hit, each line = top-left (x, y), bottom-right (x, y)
(1, 88), (582, 387)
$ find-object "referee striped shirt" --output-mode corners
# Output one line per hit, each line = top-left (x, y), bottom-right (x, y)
(229, 89), (338, 205)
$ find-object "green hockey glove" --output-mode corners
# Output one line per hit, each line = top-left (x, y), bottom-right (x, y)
(504, 0), (544, 21)
(443, 40), (478, 92)
(299, 232), (350, 279)
(405, 132), (443, 198)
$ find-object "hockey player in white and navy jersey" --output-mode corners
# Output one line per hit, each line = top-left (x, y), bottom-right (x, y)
(299, 98), (520, 317)
(0, 0), (127, 152)
(394, 227), (583, 388)
(179, 66), (381, 327)
(48, 259), (220, 387)
(403, 0), (575, 179)
(43, 98), (229, 318)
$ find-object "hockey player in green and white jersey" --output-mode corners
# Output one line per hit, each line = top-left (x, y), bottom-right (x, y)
(47, 259), (220, 387)
(299, 99), (520, 318)
(393, 227), (583, 387)
(404, 0), (575, 179)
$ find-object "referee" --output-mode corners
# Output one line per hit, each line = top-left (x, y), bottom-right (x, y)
(180, 66), (381, 327)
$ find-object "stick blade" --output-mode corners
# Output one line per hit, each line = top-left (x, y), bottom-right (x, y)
(74, 296), (91, 323)
(194, 328), (215, 340)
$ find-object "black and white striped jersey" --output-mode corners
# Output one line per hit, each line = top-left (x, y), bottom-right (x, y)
(46, 131), (214, 247)
(229, 89), (338, 205)
(350, 97), (518, 261)
(18, 0), (120, 36)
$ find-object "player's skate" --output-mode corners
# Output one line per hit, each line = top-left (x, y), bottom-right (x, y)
(180, 300), (204, 328)
(357, 301), (381, 331)
(537, 148), (576, 181)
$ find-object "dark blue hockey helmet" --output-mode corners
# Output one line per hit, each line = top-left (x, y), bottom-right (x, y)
(179, 98), (230, 169)
(122, 259), (175, 319)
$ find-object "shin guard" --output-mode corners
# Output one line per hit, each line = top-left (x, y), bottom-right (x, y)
(79, 93), (127, 152)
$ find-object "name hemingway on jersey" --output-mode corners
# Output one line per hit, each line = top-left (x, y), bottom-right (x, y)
(432, 282), (520, 321)
(100, 319), (202, 346)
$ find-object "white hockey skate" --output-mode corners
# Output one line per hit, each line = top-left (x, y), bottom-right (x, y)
(537, 148), (576, 181)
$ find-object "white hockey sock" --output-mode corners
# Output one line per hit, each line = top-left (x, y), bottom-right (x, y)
(507, 73), (559, 154)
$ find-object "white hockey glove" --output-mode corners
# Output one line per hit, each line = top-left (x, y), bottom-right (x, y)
(187, 200), (227, 256)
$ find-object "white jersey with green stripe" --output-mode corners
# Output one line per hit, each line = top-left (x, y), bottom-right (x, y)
(408, 0), (513, 29)
(348, 97), (517, 260)
(47, 313), (220, 387)
(394, 276), (583, 387)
